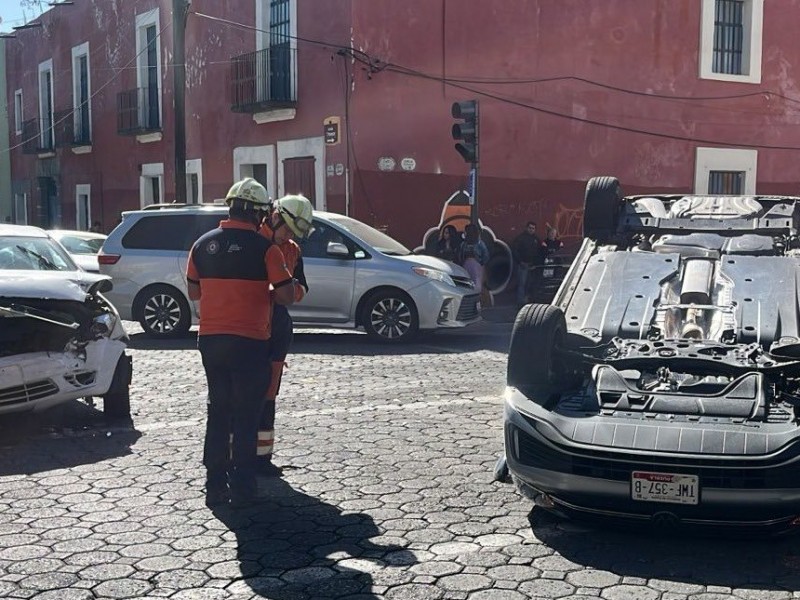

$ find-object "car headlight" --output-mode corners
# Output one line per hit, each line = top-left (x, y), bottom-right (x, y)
(91, 312), (117, 338)
(412, 266), (456, 287)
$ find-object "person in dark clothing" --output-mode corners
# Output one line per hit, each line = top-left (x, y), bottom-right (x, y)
(540, 226), (564, 260)
(256, 194), (314, 477)
(511, 221), (542, 305)
(435, 224), (461, 262)
(186, 177), (297, 508)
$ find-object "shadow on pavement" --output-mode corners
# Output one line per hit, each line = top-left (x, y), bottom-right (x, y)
(126, 322), (512, 355)
(0, 404), (140, 476)
(529, 507), (800, 591)
(127, 331), (197, 351)
(213, 477), (417, 599)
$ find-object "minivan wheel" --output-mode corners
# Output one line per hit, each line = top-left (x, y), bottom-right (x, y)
(362, 290), (419, 343)
(135, 285), (191, 338)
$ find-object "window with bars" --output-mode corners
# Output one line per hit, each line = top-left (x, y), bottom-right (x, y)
(269, 0), (291, 102)
(713, 0), (744, 75)
(709, 171), (745, 194)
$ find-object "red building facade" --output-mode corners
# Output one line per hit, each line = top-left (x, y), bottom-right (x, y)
(6, 0), (800, 249)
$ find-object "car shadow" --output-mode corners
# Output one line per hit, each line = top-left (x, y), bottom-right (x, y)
(0, 402), (140, 476)
(127, 331), (198, 351)
(529, 508), (800, 591)
(212, 477), (417, 598)
(126, 326), (512, 356)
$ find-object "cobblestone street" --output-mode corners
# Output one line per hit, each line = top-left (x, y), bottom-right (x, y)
(2, 321), (800, 599)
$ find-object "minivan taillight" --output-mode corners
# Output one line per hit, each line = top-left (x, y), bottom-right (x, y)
(98, 254), (120, 265)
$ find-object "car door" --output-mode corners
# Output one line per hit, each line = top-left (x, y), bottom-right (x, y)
(291, 220), (357, 323)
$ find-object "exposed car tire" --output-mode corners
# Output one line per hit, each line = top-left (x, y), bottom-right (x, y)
(362, 290), (419, 343)
(507, 303), (566, 392)
(583, 176), (622, 241)
(103, 354), (132, 420)
(135, 284), (191, 338)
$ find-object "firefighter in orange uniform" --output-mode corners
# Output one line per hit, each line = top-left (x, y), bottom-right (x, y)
(186, 178), (298, 507)
(257, 194), (314, 475)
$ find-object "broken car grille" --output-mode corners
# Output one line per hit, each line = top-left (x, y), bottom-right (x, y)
(0, 379), (59, 407)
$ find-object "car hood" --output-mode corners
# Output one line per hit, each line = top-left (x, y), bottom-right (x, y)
(0, 271), (111, 302)
(393, 253), (470, 277)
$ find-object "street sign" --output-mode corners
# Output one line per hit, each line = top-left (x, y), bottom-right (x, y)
(467, 167), (476, 205)
(324, 116), (341, 145)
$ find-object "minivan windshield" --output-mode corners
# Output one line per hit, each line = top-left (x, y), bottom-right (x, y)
(326, 215), (411, 256)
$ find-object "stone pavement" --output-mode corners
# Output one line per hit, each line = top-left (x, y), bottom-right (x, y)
(2, 321), (800, 599)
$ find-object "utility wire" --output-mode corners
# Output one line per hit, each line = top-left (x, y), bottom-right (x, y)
(6, 16), (173, 154)
(194, 11), (800, 149)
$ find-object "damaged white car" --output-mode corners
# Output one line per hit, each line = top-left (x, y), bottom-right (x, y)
(0, 225), (132, 419)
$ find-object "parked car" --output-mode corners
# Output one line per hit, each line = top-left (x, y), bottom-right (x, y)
(0, 225), (131, 419)
(502, 176), (800, 534)
(99, 206), (481, 341)
(48, 229), (107, 273)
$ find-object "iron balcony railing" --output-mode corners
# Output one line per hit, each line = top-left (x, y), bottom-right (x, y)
(21, 118), (55, 154)
(117, 86), (161, 135)
(230, 46), (296, 112)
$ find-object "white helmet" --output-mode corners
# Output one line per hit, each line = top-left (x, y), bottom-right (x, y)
(225, 178), (270, 208)
(275, 194), (314, 239)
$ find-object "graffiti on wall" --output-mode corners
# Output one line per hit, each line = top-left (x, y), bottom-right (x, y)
(414, 191), (513, 295)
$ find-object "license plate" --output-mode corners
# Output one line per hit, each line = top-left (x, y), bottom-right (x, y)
(542, 268), (554, 278)
(631, 471), (699, 505)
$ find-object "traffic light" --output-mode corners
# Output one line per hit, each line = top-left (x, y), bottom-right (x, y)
(451, 100), (478, 164)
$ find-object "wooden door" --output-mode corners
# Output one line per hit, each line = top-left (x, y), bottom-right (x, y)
(283, 156), (315, 205)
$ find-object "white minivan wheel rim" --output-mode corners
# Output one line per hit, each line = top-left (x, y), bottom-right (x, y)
(143, 293), (182, 334)
(370, 297), (412, 339)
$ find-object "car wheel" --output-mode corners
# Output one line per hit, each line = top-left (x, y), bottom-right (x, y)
(103, 355), (132, 420)
(583, 176), (622, 241)
(135, 285), (191, 338)
(362, 290), (419, 343)
(507, 303), (566, 393)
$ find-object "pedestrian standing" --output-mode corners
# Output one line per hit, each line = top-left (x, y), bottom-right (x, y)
(458, 223), (490, 291)
(186, 177), (297, 507)
(256, 194), (314, 476)
(511, 221), (542, 306)
(435, 224), (461, 262)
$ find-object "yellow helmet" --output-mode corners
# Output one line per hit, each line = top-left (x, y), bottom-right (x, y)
(225, 178), (270, 208)
(275, 194), (314, 239)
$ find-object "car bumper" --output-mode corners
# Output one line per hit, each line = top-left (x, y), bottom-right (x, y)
(413, 281), (481, 330)
(504, 388), (800, 534)
(0, 339), (127, 415)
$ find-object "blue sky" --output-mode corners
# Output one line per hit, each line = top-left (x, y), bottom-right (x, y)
(0, 0), (45, 32)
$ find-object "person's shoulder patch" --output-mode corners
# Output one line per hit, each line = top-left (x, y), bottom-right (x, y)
(206, 239), (220, 255)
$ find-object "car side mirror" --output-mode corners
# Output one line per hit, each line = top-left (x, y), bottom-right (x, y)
(326, 242), (350, 257)
(90, 278), (114, 294)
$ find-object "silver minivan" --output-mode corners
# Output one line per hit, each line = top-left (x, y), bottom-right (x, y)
(99, 206), (481, 342)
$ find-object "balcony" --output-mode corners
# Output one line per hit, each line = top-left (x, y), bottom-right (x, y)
(117, 87), (161, 135)
(230, 46), (296, 114)
(21, 118), (55, 155)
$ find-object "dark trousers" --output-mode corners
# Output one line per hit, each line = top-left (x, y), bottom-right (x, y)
(258, 305), (293, 454)
(199, 334), (271, 494)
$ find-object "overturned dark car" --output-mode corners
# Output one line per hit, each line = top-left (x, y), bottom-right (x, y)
(503, 176), (800, 534)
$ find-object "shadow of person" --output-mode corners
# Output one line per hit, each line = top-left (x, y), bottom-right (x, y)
(213, 477), (417, 599)
(529, 507), (800, 591)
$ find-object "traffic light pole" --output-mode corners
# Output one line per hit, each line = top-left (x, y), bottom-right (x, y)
(451, 99), (479, 224)
(173, 0), (189, 203)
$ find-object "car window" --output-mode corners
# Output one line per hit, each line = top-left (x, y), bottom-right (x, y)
(191, 214), (224, 246)
(325, 215), (411, 256)
(0, 236), (77, 271)
(121, 215), (197, 251)
(299, 222), (357, 259)
(57, 235), (105, 255)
